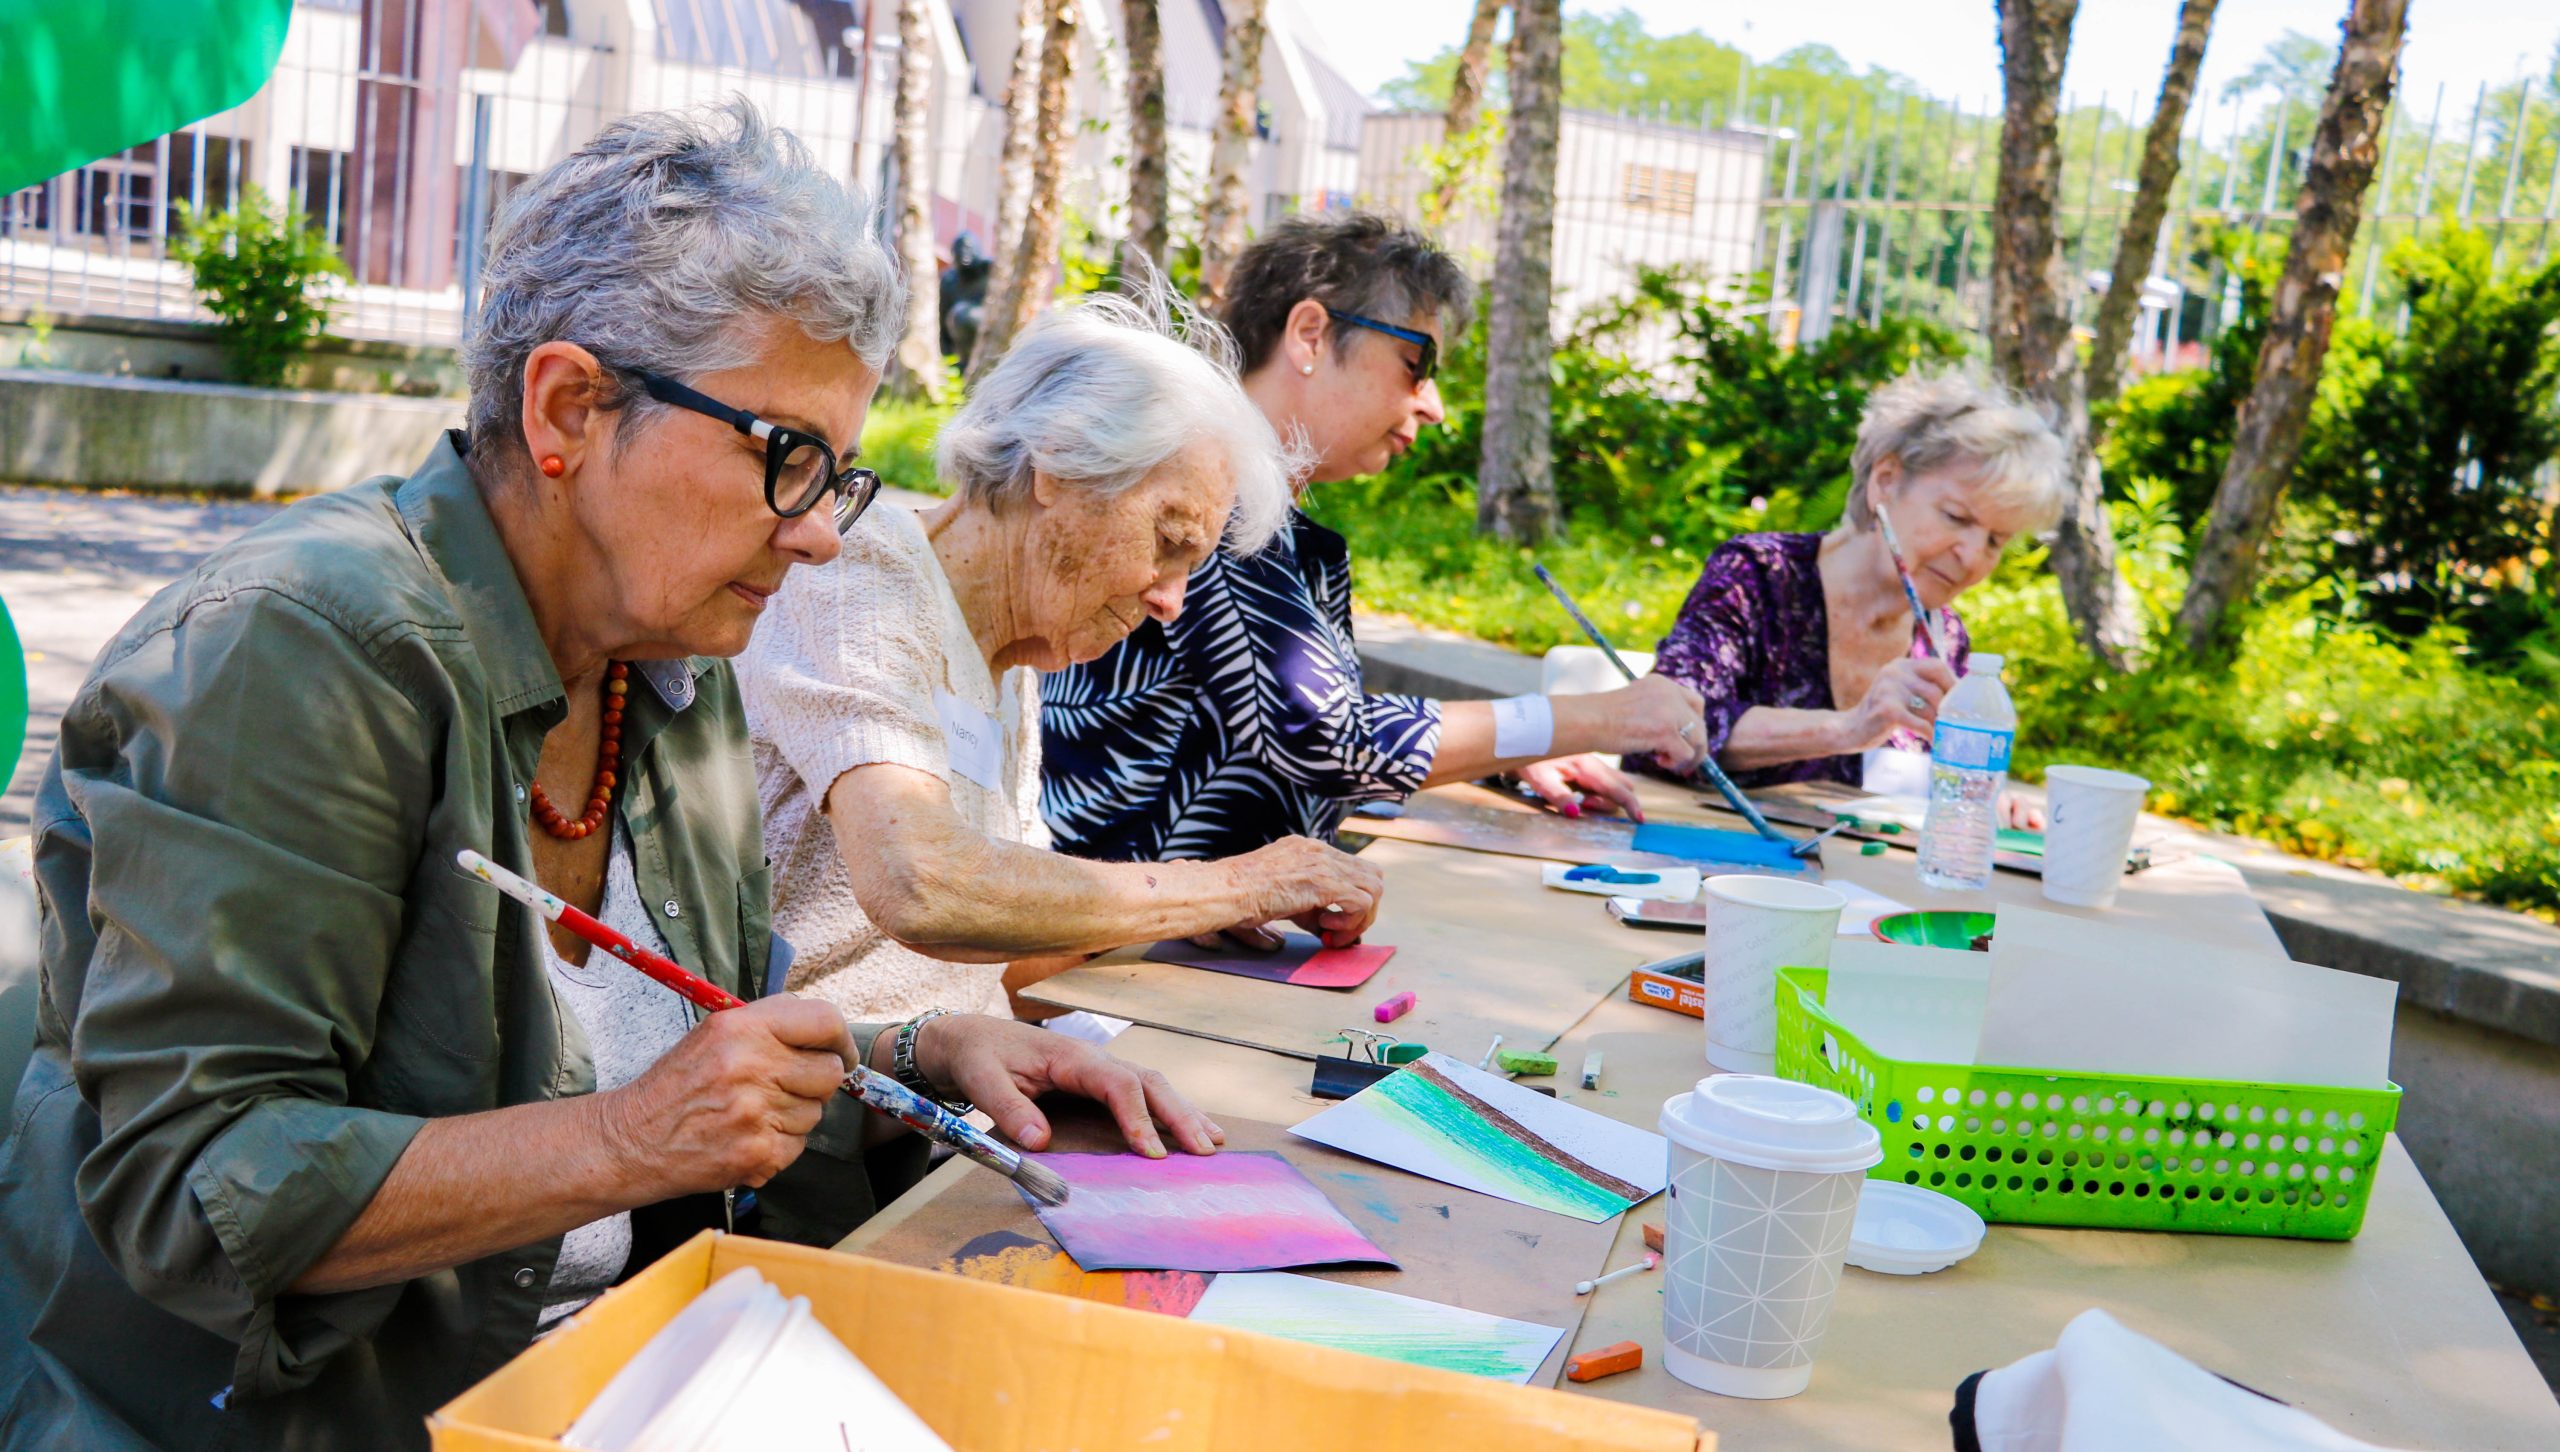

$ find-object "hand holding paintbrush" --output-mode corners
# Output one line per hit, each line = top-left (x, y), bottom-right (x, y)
(454, 849), (1076, 1206)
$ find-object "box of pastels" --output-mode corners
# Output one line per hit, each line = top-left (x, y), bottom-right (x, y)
(1772, 964), (2402, 1240)
(430, 1231), (1707, 1452)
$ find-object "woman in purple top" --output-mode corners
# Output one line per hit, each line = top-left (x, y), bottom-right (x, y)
(1648, 372), (2068, 792)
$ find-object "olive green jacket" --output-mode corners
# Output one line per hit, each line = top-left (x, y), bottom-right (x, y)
(0, 435), (921, 1451)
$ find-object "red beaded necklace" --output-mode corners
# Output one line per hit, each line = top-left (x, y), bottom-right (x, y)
(531, 661), (627, 841)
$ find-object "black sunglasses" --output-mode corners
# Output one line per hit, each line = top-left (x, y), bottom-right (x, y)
(1325, 308), (1439, 389)
(629, 369), (882, 534)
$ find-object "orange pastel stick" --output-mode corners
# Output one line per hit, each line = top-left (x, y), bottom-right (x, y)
(1567, 1340), (1644, 1383)
(1642, 1221), (1665, 1253)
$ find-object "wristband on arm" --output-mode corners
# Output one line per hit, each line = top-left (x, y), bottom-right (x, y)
(1488, 693), (1556, 760)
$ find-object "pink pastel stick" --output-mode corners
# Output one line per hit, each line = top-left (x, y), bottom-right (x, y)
(1373, 991), (1416, 1023)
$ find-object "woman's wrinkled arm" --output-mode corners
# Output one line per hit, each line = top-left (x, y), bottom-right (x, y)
(825, 763), (1381, 958)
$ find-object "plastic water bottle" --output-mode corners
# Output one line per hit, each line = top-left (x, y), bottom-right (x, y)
(1917, 654), (2015, 892)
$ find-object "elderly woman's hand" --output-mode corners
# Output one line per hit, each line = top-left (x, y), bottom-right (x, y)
(1600, 673), (1712, 772)
(912, 1014), (1225, 1159)
(1845, 657), (1959, 754)
(598, 996), (856, 1199)
(1516, 753), (1646, 821)
(1189, 836), (1385, 952)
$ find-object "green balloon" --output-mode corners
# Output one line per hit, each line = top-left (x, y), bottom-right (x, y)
(0, 594), (24, 800)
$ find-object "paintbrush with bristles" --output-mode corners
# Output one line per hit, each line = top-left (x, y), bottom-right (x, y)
(453, 849), (1071, 1207)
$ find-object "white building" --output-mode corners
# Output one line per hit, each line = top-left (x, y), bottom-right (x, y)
(1358, 108), (1770, 327)
(0, 0), (1376, 349)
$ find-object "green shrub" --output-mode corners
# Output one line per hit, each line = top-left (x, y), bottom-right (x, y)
(862, 395), (951, 497)
(168, 185), (346, 388)
(2295, 229), (2560, 639)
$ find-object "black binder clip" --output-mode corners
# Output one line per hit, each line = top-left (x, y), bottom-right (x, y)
(1312, 1028), (1403, 1100)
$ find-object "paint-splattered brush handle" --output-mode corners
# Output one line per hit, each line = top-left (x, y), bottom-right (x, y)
(839, 1065), (1067, 1205)
(453, 847), (1067, 1205)
(1870, 500), (1945, 660)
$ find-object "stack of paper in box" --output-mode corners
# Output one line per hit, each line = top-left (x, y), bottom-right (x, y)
(1817, 906), (2396, 1090)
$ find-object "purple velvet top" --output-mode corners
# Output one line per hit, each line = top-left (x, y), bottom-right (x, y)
(1643, 531), (1970, 789)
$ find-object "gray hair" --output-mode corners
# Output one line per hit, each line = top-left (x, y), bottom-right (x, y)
(1847, 372), (2069, 534)
(936, 274), (1300, 554)
(463, 97), (903, 458)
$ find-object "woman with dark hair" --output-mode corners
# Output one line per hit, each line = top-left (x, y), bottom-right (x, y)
(1039, 213), (1708, 949)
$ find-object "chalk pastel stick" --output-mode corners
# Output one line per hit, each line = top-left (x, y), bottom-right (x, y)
(1580, 1052), (1603, 1089)
(1373, 991), (1416, 1024)
(1567, 1341), (1644, 1383)
(1642, 1221), (1665, 1253)
(1495, 1048), (1559, 1076)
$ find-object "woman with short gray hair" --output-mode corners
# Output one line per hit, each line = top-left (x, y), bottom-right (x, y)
(0, 100), (1219, 1450)
(739, 283), (1381, 1021)
(1646, 369), (2068, 794)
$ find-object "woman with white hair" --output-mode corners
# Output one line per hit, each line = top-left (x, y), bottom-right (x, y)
(0, 102), (1220, 1451)
(1646, 371), (2068, 794)
(739, 286), (1381, 1022)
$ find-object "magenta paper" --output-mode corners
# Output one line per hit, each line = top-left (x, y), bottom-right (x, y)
(1022, 1150), (1398, 1273)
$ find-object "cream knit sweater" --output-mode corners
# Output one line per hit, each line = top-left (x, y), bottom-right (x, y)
(737, 504), (1045, 1021)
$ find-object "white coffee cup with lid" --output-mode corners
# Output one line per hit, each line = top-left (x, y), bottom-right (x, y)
(1658, 1075), (1882, 1399)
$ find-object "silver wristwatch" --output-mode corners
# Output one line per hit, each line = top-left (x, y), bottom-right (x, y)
(891, 1008), (970, 1114)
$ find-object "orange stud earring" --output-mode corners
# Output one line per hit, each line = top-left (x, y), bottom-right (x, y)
(538, 455), (566, 478)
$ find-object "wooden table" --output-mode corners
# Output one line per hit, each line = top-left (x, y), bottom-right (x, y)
(844, 781), (2560, 1450)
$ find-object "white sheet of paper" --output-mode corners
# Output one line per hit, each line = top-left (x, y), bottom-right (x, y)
(1186, 1272), (1567, 1385)
(1290, 1052), (1668, 1223)
(1540, 862), (1702, 901)
(932, 688), (1005, 792)
(1829, 880), (1915, 936)
(1862, 748), (1934, 798)
(1973, 907), (2397, 1089)
(1822, 939), (1989, 1065)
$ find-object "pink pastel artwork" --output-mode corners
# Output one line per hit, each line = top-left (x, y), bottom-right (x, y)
(1142, 932), (1395, 989)
(1022, 1150), (1399, 1273)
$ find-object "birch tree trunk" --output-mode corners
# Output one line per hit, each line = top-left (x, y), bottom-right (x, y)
(1119, 0), (1168, 278)
(2176, 0), (2408, 654)
(2085, 0), (2219, 416)
(974, 0), (1045, 367)
(1427, 0), (1506, 228)
(1443, 0), (1504, 144)
(1196, 0), (1270, 307)
(889, 0), (946, 403)
(1991, 0), (2140, 666)
(975, 0), (1079, 378)
(1475, 0), (1561, 543)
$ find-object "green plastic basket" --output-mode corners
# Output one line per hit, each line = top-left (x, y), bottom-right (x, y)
(1773, 967), (2402, 1240)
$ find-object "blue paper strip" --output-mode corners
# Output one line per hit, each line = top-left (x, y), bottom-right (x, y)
(1630, 822), (1811, 871)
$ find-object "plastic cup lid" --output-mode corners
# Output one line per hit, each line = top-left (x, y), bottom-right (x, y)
(1659, 1074), (1882, 1175)
(2045, 764), (2149, 794)
(1845, 1180), (1986, 1275)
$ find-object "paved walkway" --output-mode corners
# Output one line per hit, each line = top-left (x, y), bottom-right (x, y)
(1, 484), (2554, 1389)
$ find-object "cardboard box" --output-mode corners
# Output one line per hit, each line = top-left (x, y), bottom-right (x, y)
(1629, 965), (1705, 1018)
(431, 1232), (1709, 1452)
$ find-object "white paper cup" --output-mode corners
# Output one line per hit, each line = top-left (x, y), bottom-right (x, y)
(1658, 1075), (1882, 1400)
(1702, 875), (1846, 1073)
(2039, 766), (2151, 909)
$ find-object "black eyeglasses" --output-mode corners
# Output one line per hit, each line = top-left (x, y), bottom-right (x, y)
(629, 369), (881, 534)
(1325, 308), (1439, 389)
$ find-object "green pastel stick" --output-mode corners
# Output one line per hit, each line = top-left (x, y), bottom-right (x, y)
(1495, 1048), (1559, 1076)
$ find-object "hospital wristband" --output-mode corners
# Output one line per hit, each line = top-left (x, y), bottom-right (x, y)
(1489, 693), (1556, 760)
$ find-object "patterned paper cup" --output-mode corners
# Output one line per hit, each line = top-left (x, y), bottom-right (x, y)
(2039, 765), (2150, 909)
(1658, 1076), (1882, 1400)
(1702, 875), (1845, 1073)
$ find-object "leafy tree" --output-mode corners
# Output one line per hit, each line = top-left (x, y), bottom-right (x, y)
(2299, 228), (2560, 635)
(168, 185), (344, 388)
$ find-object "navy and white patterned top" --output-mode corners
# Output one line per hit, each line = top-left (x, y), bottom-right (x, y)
(1041, 511), (1444, 861)
(1646, 531), (1969, 789)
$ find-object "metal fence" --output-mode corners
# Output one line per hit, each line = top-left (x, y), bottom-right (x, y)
(9, 6), (2560, 375)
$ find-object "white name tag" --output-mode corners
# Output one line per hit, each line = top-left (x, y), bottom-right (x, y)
(934, 689), (1005, 793)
